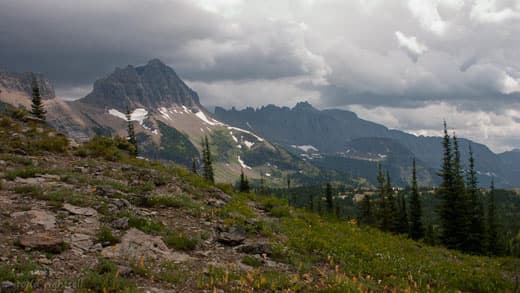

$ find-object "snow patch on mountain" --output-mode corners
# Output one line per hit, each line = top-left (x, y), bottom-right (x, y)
(158, 107), (172, 120)
(244, 140), (254, 149)
(227, 126), (264, 142)
(238, 155), (252, 170)
(292, 145), (319, 152)
(109, 108), (148, 124)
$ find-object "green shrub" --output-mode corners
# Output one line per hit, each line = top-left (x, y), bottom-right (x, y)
(5, 167), (43, 180)
(76, 136), (133, 161)
(0, 260), (37, 284)
(80, 259), (135, 292)
(96, 227), (121, 246)
(270, 206), (291, 218)
(143, 194), (199, 209)
(12, 185), (42, 197)
(33, 134), (69, 152)
(241, 256), (262, 267)
(164, 232), (198, 251)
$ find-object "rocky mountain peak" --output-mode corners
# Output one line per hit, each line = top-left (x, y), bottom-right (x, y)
(80, 59), (200, 111)
(0, 71), (55, 100)
(292, 101), (316, 112)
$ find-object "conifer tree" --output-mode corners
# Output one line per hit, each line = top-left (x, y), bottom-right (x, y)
(239, 168), (250, 193)
(325, 182), (334, 214)
(30, 77), (46, 120)
(396, 192), (409, 235)
(287, 175), (291, 189)
(191, 158), (198, 174)
(385, 172), (399, 233)
(202, 136), (214, 183)
(376, 163), (388, 231)
(126, 107), (138, 157)
(358, 194), (374, 226)
(409, 159), (424, 240)
(438, 122), (460, 249)
(466, 144), (485, 254)
(487, 178), (499, 255)
(452, 134), (470, 250)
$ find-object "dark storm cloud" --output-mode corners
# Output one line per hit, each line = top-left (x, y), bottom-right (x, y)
(0, 0), (519, 151)
(0, 0), (223, 89)
(0, 0), (327, 97)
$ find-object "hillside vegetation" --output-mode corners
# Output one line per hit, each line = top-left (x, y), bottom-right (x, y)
(0, 110), (518, 292)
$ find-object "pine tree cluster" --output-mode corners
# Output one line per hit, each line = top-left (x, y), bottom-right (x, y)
(357, 122), (499, 255)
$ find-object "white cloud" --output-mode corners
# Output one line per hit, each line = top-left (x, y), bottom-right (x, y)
(470, 0), (520, 23)
(395, 31), (428, 61)
(349, 102), (520, 152)
(407, 0), (448, 35)
(501, 72), (520, 94)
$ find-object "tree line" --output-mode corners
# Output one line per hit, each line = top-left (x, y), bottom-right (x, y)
(358, 122), (500, 255)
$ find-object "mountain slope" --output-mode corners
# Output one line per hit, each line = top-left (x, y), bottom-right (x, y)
(215, 103), (516, 187)
(0, 111), (516, 292)
(0, 61), (323, 186)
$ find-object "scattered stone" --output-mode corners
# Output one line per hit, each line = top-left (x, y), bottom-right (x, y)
(206, 198), (225, 207)
(39, 174), (61, 181)
(11, 209), (56, 230)
(14, 177), (44, 184)
(69, 233), (93, 251)
(217, 227), (246, 246)
(63, 203), (97, 217)
(208, 188), (232, 203)
(111, 217), (129, 230)
(74, 166), (87, 173)
(38, 257), (52, 265)
(112, 198), (132, 209)
(18, 232), (65, 253)
(236, 241), (271, 255)
(101, 228), (192, 263)
(1, 281), (16, 292)
(117, 265), (133, 276)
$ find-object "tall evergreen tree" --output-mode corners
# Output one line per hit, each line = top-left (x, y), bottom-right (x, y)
(385, 172), (399, 233)
(438, 122), (460, 249)
(409, 159), (424, 240)
(309, 193), (314, 212)
(396, 192), (409, 235)
(466, 144), (485, 254)
(452, 134), (470, 251)
(191, 158), (198, 174)
(126, 107), (138, 157)
(325, 183), (334, 214)
(487, 178), (499, 255)
(239, 168), (250, 193)
(30, 77), (46, 120)
(376, 163), (389, 231)
(358, 194), (374, 226)
(202, 136), (214, 183)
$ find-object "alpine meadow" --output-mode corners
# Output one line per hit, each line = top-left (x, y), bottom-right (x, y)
(0, 0), (519, 292)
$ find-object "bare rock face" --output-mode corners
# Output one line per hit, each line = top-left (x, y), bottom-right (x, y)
(11, 209), (56, 230)
(81, 59), (200, 110)
(217, 226), (247, 246)
(18, 232), (65, 253)
(62, 203), (97, 217)
(101, 228), (192, 263)
(0, 71), (55, 99)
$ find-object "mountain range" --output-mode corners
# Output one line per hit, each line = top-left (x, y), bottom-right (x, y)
(0, 59), (518, 188)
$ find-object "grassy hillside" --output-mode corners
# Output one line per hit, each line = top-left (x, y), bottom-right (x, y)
(0, 110), (517, 292)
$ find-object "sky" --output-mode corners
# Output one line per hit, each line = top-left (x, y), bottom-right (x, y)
(0, 0), (519, 152)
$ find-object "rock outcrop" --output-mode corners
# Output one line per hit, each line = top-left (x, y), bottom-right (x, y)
(80, 59), (200, 110)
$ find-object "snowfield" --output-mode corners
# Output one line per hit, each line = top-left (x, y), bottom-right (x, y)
(237, 155), (252, 169)
(291, 145), (319, 152)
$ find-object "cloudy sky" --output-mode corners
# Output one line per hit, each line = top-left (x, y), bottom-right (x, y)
(1, 0), (519, 152)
